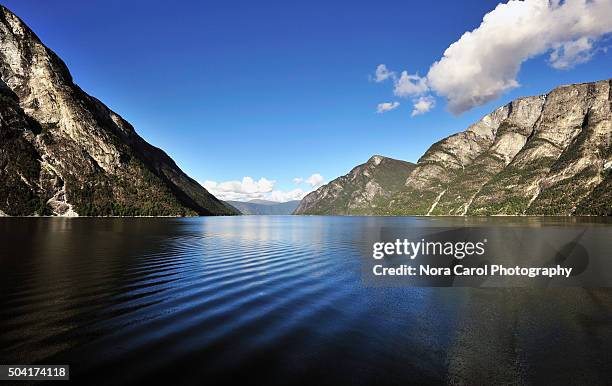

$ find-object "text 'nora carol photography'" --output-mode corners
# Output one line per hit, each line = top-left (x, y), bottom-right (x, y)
(372, 263), (573, 279)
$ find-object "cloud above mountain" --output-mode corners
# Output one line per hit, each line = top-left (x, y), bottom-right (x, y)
(411, 96), (435, 116)
(294, 173), (325, 188)
(393, 72), (428, 97)
(374, 0), (612, 115)
(305, 173), (324, 187)
(371, 64), (395, 82)
(202, 177), (274, 201)
(204, 173), (325, 202)
(377, 101), (400, 113)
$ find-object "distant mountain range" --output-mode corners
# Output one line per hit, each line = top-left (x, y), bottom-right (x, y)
(227, 200), (300, 215)
(295, 79), (611, 216)
(0, 6), (237, 216)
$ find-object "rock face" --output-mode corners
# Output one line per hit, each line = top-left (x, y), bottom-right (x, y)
(294, 156), (416, 214)
(298, 79), (611, 216)
(0, 6), (237, 216)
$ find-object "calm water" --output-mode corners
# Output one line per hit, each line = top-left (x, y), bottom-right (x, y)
(1, 216), (611, 385)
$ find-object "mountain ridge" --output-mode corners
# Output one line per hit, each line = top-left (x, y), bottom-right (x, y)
(295, 79), (611, 216)
(294, 155), (416, 214)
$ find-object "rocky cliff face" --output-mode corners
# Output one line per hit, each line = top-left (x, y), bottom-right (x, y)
(294, 156), (416, 214)
(298, 79), (611, 216)
(0, 6), (237, 216)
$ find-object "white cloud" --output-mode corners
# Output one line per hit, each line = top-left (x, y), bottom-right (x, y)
(376, 101), (400, 113)
(372, 66), (435, 115)
(411, 96), (436, 116)
(372, 64), (396, 82)
(374, 1), (612, 115)
(268, 189), (308, 202)
(293, 173), (325, 189)
(204, 174), (325, 202)
(425, 0), (612, 114)
(305, 173), (324, 187)
(549, 36), (595, 69)
(393, 71), (429, 97)
(202, 176), (274, 201)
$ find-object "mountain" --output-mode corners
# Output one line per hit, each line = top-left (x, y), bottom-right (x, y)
(294, 156), (416, 214)
(296, 79), (611, 216)
(0, 6), (237, 216)
(226, 200), (300, 215)
(247, 199), (283, 205)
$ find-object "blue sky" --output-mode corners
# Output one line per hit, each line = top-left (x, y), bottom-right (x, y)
(4, 0), (611, 201)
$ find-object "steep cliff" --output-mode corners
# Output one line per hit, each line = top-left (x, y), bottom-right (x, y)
(298, 79), (611, 216)
(0, 6), (237, 216)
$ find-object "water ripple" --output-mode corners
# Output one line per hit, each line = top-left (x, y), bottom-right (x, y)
(1, 216), (611, 385)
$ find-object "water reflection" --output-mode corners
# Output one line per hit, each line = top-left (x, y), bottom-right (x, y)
(0, 217), (611, 385)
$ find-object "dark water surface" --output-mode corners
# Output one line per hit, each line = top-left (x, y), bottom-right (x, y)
(1, 216), (611, 385)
